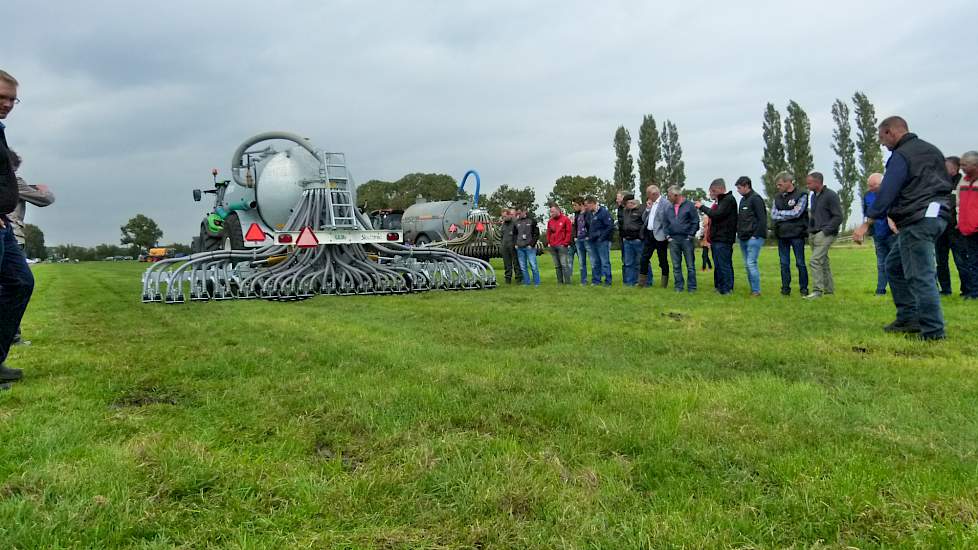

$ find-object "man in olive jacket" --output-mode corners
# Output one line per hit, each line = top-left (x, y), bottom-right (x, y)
(805, 172), (843, 299)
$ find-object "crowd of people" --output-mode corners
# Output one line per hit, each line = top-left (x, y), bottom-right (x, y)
(0, 64), (972, 396)
(499, 116), (974, 341)
(0, 69), (56, 390)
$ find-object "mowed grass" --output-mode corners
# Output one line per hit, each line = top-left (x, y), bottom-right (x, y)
(2, 245), (977, 548)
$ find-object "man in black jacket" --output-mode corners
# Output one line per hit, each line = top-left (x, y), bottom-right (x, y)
(735, 176), (767, 296)
(854, 116), (953, 340)
(695, 178), (737, 294)
(0, 69), (34, 388)
(770, 171), (810, 296)
(499, 209), (523, 284)
(513, 209), (540, 286)
(805, 172), (843, 299)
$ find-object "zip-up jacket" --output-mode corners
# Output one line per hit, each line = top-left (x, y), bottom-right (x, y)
(588, 206), (613, 242)
(0, 124), (19, 215)
(620, 206), (645, 239)
(697, 192), (737, 244)
(866, 133), (952, 229)
(546, 213), (573, 246)
(959, 174), (978, 236)
(737, 190), (768, 240)
(663, 199), (699, 238)
(770, 188), (809, 239)
(513, 216), (539, 248)
(809, 187), (843, 236)
(500, 218), (517, 247)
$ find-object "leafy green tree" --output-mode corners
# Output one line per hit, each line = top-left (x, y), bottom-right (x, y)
(120, 214), (163, 250)
(831, 99), (860, 228)
(613, 126), (635, 197)
(785, 100), (814, 189)
(484, 185), (538, 218)
(93, 243), (127, 258)
(682, 188), (707, 202)
(22, 223), (47, 260)
(853, 91), (884, 200)
(357, 173), (459, 210)
(637, 115), (661, 186)
(547, 175), (611, 213)
(656, 120), (686, 188)
(761, 103), (789, 206)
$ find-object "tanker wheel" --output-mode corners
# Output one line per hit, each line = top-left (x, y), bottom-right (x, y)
(415, 234), (432, 246)
(197, 221), (224, 252)
(224, 212), (246, 250)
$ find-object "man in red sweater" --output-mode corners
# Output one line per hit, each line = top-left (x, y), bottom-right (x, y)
(546, 204), (573, 284)
(957, 151), (978, 299)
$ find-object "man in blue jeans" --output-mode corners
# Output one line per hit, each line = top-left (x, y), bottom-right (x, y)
(854, 116), (953, 341)
(735, 176), (767, 296)
(769, 172), (809, 297)
(662, 186), (699, 292)
(695, 178), (737, 294)
(0, 69), (33, 388)
(571, 198), (590, 285)
(513, 208), (540, 286)
(584, 196), (613, 286)
(863, 172), (893, 295)
(619, 194), (645, 286)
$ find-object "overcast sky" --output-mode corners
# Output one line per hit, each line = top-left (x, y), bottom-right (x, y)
(6, 0), (976, 246)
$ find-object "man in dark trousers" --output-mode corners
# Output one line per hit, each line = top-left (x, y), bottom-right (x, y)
(695, 178), (737, 295)
(663, 186), (699, 292)
(639, 184), (669, 288)
(619, 194), (645, 286)
(935, 156), (965, 295)
(854, 116), (953, 340)
(0, 69), (34, 389)
(571, 197), (590, 285)
(736, 176), (767, 296)
(770, 171), (810, 296)
(805, 172), (843, 299)
(499, 208), (522, 284)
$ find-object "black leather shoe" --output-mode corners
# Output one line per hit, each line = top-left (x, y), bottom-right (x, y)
(0, 364), (23, 382)
(883, 320), (921, 334)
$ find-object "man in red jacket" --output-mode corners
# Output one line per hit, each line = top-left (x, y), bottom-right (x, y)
(546, 204), (573, 284)
(957, 151), (978, 299)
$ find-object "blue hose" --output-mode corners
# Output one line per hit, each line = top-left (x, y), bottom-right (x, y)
(458, 170), (481, 208)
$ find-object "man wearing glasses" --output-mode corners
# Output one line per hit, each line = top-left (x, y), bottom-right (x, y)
(0, 69), (34, 389)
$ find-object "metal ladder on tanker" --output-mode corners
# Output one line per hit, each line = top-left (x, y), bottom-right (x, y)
(321, 153), (357, 228)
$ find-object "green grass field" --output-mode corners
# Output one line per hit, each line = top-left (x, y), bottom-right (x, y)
(2, 246), (977, 548)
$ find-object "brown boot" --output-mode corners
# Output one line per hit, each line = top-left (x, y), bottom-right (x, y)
(638, 274), (647, 288)
(660, 273), (669, 288)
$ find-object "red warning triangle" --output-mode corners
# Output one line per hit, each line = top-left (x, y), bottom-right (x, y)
(296, 227), (319, 248)
(245, 223), (266, 242)
(448, 224), (458, 233)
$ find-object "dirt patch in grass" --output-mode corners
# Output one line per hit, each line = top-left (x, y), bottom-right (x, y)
(313, 439), (364, 472)
(111, 385), (184, 408)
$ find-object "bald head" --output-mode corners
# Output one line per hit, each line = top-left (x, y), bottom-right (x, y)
(867, 172), (883, 193)
(878, 116), (910, 151)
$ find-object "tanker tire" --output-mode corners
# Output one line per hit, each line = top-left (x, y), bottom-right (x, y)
(414, 233), (432, 246)
(197, 221), (224, 252)
(224, 212), (246, 250)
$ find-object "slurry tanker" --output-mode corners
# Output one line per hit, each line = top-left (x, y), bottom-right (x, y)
(142, 132), (495, 303)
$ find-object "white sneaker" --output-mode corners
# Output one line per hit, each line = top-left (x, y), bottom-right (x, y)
(804, 292), (823, 300)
